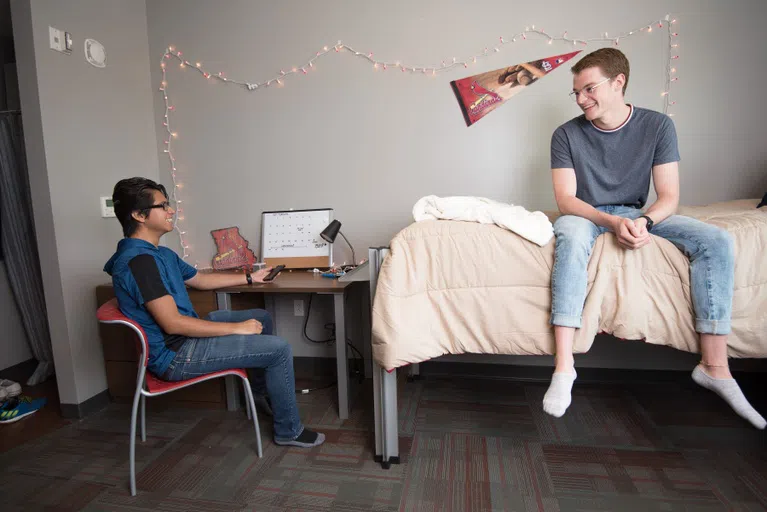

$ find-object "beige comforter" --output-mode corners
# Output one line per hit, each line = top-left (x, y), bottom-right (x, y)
(371, 199), (767, 370)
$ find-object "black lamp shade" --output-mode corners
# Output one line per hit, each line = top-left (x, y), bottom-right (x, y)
(320, 220), (341, 243)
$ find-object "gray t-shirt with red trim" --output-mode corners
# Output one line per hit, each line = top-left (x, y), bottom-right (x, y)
(550, 105), (680, 208)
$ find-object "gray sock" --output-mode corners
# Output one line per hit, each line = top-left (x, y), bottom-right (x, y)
(275, 428), (326, 448)
(692, 366), (766, 430)
(543, 371), (577, 418)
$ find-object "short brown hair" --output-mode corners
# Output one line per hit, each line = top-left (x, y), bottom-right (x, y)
(571, 48), (630, 95)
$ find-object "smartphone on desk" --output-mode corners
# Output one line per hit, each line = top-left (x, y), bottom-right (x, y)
(263, 264), (285, 282)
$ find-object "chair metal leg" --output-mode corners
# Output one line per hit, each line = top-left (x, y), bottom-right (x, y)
(140, 395), (146, 442)
(243, 380), (252, 420)
(129, 388), (142, 496)
(242, 378), (263, 458)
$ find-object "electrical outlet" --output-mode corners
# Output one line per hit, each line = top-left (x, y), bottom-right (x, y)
(293, 299), (304, 316)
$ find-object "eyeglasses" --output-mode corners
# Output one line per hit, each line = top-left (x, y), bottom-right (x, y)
(145, 201), (175, 212)
(569, 77), (612, 101)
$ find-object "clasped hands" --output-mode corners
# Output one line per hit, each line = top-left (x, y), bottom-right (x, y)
(613, 216), (651, 250)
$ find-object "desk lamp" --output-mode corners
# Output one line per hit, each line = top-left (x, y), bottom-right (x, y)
(320, 220), (356, 266)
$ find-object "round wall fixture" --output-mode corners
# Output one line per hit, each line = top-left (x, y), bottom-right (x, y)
(84, 39), (106, 68)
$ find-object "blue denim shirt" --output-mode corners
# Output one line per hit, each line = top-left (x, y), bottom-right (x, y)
(104, 238), (198, 376)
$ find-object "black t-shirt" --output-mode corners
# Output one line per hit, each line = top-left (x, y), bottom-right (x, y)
(128, 254), (188, 351)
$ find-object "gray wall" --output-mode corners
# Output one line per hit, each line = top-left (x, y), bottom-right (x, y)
(11, 0), (159, 404)
(146, 0), (767, 362)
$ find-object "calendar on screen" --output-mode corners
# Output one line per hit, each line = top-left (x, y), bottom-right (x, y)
(260, 208), (333, 268)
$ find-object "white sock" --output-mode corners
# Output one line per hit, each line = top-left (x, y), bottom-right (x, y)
(543, 370), (577, 418)
(692, 366), (766, 430)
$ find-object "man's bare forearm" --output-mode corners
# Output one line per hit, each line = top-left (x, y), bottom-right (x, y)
(188, 271), (249, 291)
(642, 196), (678, 225)
(557, 196), (617, 231)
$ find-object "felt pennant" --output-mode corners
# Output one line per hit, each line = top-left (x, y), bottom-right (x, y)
(451, 51), (581, 127)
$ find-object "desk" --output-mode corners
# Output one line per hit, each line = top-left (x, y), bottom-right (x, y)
(215, 271), (356, 419)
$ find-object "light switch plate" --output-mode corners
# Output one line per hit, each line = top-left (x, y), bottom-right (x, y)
(48, 26), (70, 54)
(100, 196), (115, 218)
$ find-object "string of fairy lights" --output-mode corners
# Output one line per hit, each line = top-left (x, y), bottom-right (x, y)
(158, 15), (679, 263)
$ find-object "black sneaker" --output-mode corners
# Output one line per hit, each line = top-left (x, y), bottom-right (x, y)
(274, 429), (325, 448)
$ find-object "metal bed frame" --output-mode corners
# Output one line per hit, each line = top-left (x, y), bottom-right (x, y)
(368, 246), (420, 469)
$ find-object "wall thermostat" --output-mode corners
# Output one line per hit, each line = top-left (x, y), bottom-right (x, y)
(100, 196), (115, 218)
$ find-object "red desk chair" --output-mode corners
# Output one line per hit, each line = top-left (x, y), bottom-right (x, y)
(96, 298), (262, 496)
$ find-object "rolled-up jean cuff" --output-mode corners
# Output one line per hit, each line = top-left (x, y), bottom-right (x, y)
(695, 318), (731, 335)
(550, 313), (582, 329)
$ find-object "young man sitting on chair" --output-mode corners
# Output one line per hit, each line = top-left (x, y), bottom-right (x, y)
(104, 177), (325, 447)
(544, 48), (765, 429)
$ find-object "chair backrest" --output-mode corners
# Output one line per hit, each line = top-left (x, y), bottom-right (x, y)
(96, 298), (150, 367)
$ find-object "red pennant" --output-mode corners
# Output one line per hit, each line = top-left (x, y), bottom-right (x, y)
(451, 51), (581, 127)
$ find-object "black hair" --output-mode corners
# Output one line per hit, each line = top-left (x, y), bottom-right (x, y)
(112, 177), (168, 237)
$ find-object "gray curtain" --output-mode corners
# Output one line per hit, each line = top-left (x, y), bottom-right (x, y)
(0, 112), (54, 385)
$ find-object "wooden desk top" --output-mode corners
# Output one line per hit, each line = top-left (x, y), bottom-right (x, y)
(215, 270), (353, 294)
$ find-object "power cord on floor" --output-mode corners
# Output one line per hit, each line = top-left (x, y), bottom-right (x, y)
(297, 380), (337, 394)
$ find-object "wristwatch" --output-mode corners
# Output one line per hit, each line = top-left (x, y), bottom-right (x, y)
(245, 271), (253, 285)
(639, 215), (654, 231)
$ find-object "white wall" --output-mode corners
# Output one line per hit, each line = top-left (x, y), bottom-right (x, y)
(145, 1), (767, 360)
(11, 0), (159, 404)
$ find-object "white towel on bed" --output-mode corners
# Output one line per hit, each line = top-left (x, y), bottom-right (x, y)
(412, 195), (554, 246)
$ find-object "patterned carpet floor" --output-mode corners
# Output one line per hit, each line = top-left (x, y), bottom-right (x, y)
(1, 372), (765, 511)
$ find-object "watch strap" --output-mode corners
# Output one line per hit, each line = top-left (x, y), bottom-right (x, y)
(639, 215), (654, 231)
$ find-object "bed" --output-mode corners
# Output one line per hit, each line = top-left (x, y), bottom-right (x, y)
(367, 199), (767, 468)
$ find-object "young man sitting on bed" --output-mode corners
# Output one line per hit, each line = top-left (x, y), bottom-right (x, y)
(104, 177), (325, 447)
(544, 48), (765, 429)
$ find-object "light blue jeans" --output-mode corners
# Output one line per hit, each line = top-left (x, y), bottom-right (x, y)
(162, 309), (304, 442)
(551, 205), (735, 335)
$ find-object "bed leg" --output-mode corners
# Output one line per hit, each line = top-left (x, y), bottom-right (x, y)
(373, 360), (384, 463)
(377, 364), (399, 469)
(369, 247), (399, 469)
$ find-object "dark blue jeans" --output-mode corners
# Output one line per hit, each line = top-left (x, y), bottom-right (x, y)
(162, 309), (303, 442)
